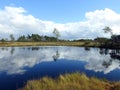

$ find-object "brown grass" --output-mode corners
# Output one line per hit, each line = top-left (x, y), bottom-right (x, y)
(19, 72), (120, 90)
(0, 41), (98, 47)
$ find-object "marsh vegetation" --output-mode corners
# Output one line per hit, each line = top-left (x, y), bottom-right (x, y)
(20, 72), (120, 90)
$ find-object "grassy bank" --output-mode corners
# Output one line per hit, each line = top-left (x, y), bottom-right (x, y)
(20, 72), (120, 90)
(0, 41), (98, 47)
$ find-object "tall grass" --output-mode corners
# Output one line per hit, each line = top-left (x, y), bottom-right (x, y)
(19, 72), (120, 90)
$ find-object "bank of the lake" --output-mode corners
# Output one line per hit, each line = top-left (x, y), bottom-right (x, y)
(20, 72), (120, 90)
(0, 41), (98, 47)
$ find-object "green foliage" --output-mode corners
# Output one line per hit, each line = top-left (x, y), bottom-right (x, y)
(94, 37), (109, 43)
(31, 34), (41, 41)
(44, 36), (57, 42)
(17, 35), (27, 42)
(0, 38), (6, 42)
(73, 39), (93, 42)
(17, 34), (58, 42)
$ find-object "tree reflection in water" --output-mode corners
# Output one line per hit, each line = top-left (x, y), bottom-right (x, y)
(110, 49), (120, 60)
(0, 46), (120, 75)
(10, 47), (15, 55)
(100, 48), (120, 68)
(53, 50), (60, 62)
(99, 48), (109, 55)
(84, 47), (91, 51)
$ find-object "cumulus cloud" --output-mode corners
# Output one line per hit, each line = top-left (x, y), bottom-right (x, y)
(0, 6), (120, 39)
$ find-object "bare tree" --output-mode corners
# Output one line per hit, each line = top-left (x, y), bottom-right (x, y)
(53, 28), (60, 41)
(103, 26), (113, 36)
(10, 34), (15, 42)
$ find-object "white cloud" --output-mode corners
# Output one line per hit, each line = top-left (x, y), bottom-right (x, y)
(0, 6), (120, 39)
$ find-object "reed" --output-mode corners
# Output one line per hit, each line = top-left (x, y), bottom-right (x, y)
(20, 72), (120, 90)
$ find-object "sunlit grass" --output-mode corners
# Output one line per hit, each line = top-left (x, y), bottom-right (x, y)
(0, 41), (98, 47)
(19, 72), (120, 90)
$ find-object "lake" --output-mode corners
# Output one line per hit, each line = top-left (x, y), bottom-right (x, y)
(0, 46), (120, 90)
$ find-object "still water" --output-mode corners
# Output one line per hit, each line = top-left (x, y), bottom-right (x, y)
(0, 46), (120, 90)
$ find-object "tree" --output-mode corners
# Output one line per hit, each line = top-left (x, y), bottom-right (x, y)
(26, 34), (31, 41)
(53, 28), (60, 41)
(10, 34), (15, 42)
(103, 26), (113, 36)
(102, 26), (117, 47)
(17, 35), (26, 42)
(31, 34), (41, 42)
(1, 38), (6, 42)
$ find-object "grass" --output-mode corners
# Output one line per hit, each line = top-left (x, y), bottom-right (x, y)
(19, 72), (120, 90)
(0, 41), (99, 47)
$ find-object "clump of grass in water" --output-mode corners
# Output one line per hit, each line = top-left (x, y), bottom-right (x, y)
(20, 72), (120, 90)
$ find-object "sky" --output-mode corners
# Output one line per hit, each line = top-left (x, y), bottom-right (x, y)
(0, 0), (120, 40)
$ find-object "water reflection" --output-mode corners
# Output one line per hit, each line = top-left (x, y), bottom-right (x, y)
(99, 48), (109, 55)
(84, 47), (91, 51)
(0, 46), (120, 75)
(53, 50), (60, 61)
(31, 47), (40, 51)
(86, 48), (120, 74)
(11, 47), (15, 54)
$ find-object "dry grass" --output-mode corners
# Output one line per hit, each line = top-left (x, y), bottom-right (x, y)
(0, 41), (98, 47)
(19, 72), (120, 90)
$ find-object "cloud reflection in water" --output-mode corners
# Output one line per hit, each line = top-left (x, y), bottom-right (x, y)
(0, 46), (120, 75)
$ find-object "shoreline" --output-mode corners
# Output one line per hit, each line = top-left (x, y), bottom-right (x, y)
(0, 42), (120, 49)
(0, 41), (98, 47)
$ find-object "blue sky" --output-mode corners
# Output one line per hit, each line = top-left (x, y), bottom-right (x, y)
(0, 0), (120, 39)
(1, 0), (120, 23)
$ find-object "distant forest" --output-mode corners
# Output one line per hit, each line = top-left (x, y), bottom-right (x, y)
(0, 33), (109, 42)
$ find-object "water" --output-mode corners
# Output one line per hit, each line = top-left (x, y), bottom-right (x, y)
(0, 46), (120, 90)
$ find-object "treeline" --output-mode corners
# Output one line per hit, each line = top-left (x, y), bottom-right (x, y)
(0, 34), (60, 42)
(17, 36), (109, 43)
(17, 34), (58, 42)
(0, 33), (110, 42)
